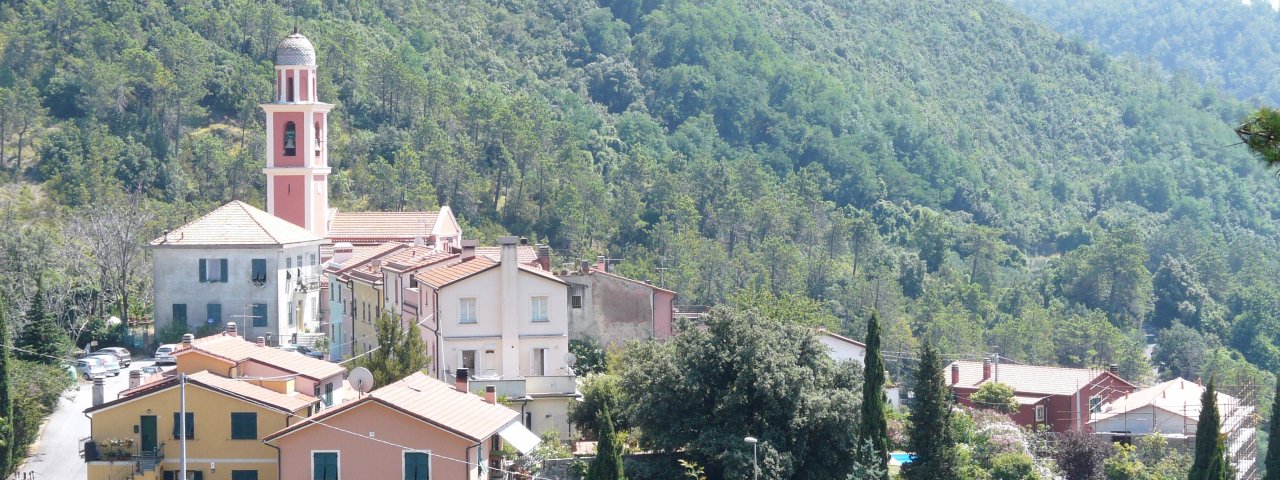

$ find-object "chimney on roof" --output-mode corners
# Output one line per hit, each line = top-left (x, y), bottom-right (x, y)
(485, 385), (497, 405)
(371, 258), (383, 269)
(455, 368), (469, 394)
(536, 244), (551, 271)
(982, 358), (992, 381)
(1108, 364), (1119, 375)
(498, 236), (519, 376)
(520, 237), (528, 246)
(226, 322), (238, 337)
(460, 239), (477, 262)
(332, 242), (354, 265)
(92, 376), (105, 407)
(181, 333), (194, 350)
(595, 255), (606, 273)
(129, 369), (142, 389)
(257, 336), (266, 347)
(951, 363), (960, 385)
(580, 260), (590, 274)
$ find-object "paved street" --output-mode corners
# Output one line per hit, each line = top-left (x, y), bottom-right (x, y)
(12, 360), (153, 480)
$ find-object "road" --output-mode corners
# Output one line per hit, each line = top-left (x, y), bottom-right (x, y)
(13, 360), (154, 480)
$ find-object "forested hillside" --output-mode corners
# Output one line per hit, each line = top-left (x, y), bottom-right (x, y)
(1, 0), (1277, 404)
(1009, 0), (1280, 104)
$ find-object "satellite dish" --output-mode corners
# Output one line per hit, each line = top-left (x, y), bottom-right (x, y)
(349, 367), (375, 394)
(564, 353), (578, 367)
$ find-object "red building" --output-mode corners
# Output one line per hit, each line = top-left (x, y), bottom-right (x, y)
(947, 359), (1137, 432)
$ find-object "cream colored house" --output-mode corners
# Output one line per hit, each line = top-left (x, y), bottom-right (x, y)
(413, 236), (578, 440)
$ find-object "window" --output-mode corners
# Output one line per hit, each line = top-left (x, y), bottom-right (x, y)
(288, 304), (295, 327)
(284, 122), (297, 156)
(1089, 396), (1102, 413)
(286, 256), (292, 269)
(171, 412), (194, 439)
(310, 253), (317, 266)
(285, 77), (294, 102)
(459, 298), (477, 324)
(531, 296), (548, 322)
(231, 471), (258, 480)
(199, 259), (228, 283)
(571, 295), (582, 309)
(173, 304), (188, 328)
(251, 259), (267, 285)
(206, 304), (221, 327)
(313, 452), (338, 480)
(297, 255), (303, 269)
(1035, 405), (1046, 422)
(163, 472), (203, 480)
(230, 412), (257, 439)
(461, 350), (476, 372)
(532, 348), (547, 376)
(404, 451), (430, 480)
(252, 304), (268, 327)
(409, 277), (419, 289)
(324, 383), (334, 406)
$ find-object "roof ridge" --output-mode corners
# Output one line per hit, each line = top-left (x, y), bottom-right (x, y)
(237, 201), (284, 244)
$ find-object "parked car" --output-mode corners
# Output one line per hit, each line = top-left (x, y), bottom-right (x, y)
(90, 347), (131, 367)
(89, 354), (122, 377)
(276, 345), (325, 360)
(154, 344), (178, 365)
(75, 357), (107, 380)
(140, 365), (165, 376)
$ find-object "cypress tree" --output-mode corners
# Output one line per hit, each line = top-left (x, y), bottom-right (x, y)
(1266, 380), (1280, 480)
(1188, 378), (1229, 480)
(902, 340), (957, 480)
(857, 310), (890, 479)
(587, 405), (624, 480)
(16, 280), (70, 365)
(0, 296), (12, 477)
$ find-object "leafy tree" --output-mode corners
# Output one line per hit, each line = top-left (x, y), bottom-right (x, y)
(1058, 226), (1153, 328)
(1106, 435), (1191, 480)
(1238, 108), (1280, 170)
(569, 337), (607, 376)
(617, 308), (863, 479)
(0, 296), (11, 477)
(16, 281), (70, 364)
(1150, 256), (1216, 333)
(568, 373), (623, 440)
(902, 340), (957, 480)
(857, 310), (889, 480)
(355, 313), (429, 388)
(1053, 431), (1111, 480)
(1152, 322), (1209, 381)
(586, 405), (624, 480)
(970, 382), (1018, 414)
(990, 452), (1040, 480)
(1266, 379), (1280, 480)
(1188, 379), (1230, 480)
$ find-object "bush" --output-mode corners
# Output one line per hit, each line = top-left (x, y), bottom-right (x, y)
(8, 360), (73, 467)
(568, 373), (623, 439)
(970, 382), (1018, 414)
(990, 452), (1040, 480)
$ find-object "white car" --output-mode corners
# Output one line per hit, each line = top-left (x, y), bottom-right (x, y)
(154, 344), (179, 365)
(88, 354), (122, 377)
(75, 357), (108, 380)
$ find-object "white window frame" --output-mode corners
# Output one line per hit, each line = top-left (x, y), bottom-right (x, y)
(1089, 395), (1102, 413)
(1035, 404), (1046, 422)
(459, 298), (477, 324)
(531, 296), (549, 322)
(311, 450), (340, 480)
(402, 449), (432, 480)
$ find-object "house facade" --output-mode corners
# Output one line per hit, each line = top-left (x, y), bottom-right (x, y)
(265, 372), (539, 480)
(174, 328), (348, 409)
(557, 261), (676, 348)
(948, 359), (1137, 432)
(150, 201), (324, 345)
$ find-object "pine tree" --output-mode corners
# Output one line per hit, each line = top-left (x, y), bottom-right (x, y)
(357, 313), (429, 387)
(587, 405), (624, 480)
(0, 296), (12, 477)
(1188, 378), (1230, 480)
(1264, 380), (1280, 480)
(902, 340), (957, 480)
(16, 281), (69, 365)
(857, 310), (890, 480)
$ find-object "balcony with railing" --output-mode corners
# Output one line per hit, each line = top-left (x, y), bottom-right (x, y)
(468, 375), (578, 399)
(84, 437), (165, 478)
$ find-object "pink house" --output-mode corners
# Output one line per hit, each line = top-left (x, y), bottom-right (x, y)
(557, 260), (677, 348)
(948, 360), (1137, 433)
(265, 371), (539, 480)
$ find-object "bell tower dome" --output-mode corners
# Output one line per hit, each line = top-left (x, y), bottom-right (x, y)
(262, 29), (331, 237)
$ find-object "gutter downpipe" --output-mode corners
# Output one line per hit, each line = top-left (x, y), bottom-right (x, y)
(465, 439), (485, 480)
(264, 439), (283, 480)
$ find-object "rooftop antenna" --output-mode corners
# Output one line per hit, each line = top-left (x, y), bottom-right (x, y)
(348, 367), (375, 397)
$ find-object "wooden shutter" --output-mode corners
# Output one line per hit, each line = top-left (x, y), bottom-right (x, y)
(220, 259), (229, 282)
(199, 259), (207, 283)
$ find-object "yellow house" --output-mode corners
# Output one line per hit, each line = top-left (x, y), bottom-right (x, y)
(84, 371), (318, 480)
(347, 261), (386, 356)
(173, 330), (348, 408)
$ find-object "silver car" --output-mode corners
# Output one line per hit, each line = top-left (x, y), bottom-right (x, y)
(75, 357), (108, 380)
(88, 354), (122, 377)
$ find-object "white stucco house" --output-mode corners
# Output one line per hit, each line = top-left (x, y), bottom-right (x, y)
(150, 201), (324, 346)
(412, 236), (579, 440)
(817, 329), (900, 408)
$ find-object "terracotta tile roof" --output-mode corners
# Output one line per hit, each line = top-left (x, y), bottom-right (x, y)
(264, 372), (518, 443)
(180, 333), (346, 381)
(947, 360), (1133, 397)
(88, 370), (318, 414)
(150, 201), (322, 246)
(382, 247), (457, 272)
(414, 257), (499, 289)
(476, 245), (540, 268)
(327, 211), (439, 244)
(326, 243), (407, 275)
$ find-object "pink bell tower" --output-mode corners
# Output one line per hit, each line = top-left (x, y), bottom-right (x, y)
(262, 29), (331, 237)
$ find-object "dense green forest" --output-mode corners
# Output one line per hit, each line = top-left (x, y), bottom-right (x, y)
(1, 0), (1279, 430)
(1009, 0), (1280, 104)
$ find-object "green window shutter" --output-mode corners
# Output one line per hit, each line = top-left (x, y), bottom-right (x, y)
(404, 452), (429, 480)
(231, 471), (259, 480)
(313, 452), (338, 480)
(173, 304), (187, 327)
(252, 259), (267, 284)
(252, 304), (268, 327)
(220, 259), (229, 282)
(324, 383), (333, 406)
(199, 259), (207, 283)
(207, 304), (221, 325)
(230, 412), (257, 439)
(172, 412), (194, 439)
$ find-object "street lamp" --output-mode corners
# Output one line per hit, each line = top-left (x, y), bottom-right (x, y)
(744, 436), (758, 480)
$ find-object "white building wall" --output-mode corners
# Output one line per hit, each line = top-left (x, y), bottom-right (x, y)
(818, 334), (867, 365)
(437, 268), (569, 379)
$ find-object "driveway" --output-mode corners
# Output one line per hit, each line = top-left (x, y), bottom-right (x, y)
(12, 360), (154, 480)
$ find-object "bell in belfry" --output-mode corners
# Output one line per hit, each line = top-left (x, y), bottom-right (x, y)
(284, 131), (296, 149)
